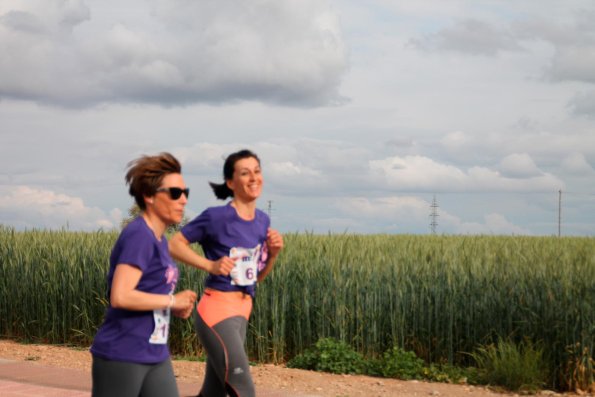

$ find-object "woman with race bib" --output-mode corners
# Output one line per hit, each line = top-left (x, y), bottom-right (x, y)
(91, 153), (197, 397)
(169, 149), (284, 397)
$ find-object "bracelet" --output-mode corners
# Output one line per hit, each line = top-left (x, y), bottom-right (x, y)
(167, 294), (175, 309)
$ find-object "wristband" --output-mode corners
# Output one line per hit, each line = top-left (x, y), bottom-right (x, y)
(167, 294), (175, 309)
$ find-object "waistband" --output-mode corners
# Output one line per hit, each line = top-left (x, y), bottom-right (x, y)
(204, 288), (251, 300)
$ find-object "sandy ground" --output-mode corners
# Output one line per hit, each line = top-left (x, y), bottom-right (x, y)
(0, 339), (585, 397)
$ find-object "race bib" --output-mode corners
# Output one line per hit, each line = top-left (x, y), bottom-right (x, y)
(230, 246), (259, 286)
(149, 308), (170, 344)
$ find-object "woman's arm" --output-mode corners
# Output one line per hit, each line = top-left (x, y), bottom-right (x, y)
(257, 228), (284, 282)
(169, 232), (235, 275)
(110, 264), (196, 312)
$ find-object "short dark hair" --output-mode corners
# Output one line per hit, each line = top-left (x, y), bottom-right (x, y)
(209, 149), (260, 200)
(125, 152), (182, 210)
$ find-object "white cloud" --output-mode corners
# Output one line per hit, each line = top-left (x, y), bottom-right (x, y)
(561, 152), (595, 174)
(268, 161), (321, 178)
(335, 196), (532, 235)
(370, 155), (563, 193)
(336, 196), (435, 233)
(370, 155), (466, 191)
(0, 185), (121, 230)
(441, 130), (467, 149)
(338, 196), (428, 219)
(174, 143), (233, 175)
(453, 213), (532, 235)
(498, 153), (543, 178)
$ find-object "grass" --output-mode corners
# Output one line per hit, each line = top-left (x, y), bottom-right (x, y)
(0, 226), (593, 391)
(470, 338), (546, 393)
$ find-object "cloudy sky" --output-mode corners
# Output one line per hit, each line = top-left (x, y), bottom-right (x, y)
(1, 0), (594, 235)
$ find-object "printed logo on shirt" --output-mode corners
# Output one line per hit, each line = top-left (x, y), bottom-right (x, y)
(165, 264), (178, 292)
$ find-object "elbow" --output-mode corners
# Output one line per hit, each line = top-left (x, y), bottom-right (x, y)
(110, 291), (125, 309)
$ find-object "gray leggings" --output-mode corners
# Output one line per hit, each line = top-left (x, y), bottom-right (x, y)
(196, 313), (255, 397)
(92, 355), (179, 397)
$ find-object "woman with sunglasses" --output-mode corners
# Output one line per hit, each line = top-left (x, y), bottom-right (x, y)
(91, 152), (197, 397)
(169, 149), (283, 397)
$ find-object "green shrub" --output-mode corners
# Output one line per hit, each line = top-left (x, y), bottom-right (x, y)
(470, 338), (546, 393)
(370, 347), (425, 380)
(422, 363), (480, 384)
(287, 338), (365, 374)
(292, 339), (475, 385)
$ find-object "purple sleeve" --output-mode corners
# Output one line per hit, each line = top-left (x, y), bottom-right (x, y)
(181, 208), (211, 244)
(113, 227), (153, 272)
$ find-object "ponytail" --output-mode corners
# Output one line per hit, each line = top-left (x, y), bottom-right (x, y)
(209, 181), (234, 200)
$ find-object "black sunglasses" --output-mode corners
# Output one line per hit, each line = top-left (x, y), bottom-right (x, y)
(156, 187), (190, 200)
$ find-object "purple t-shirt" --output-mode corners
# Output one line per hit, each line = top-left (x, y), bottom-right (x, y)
(91, 217), (179, 364)
(181, 202), (270, 297)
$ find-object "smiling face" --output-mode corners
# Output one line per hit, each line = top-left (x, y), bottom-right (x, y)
(226, 156), (263, 202)
(149, 173), (188, 225)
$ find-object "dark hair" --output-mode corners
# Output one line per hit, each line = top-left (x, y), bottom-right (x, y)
(125, 152), (182, 210)
(209, 149), (260, 200)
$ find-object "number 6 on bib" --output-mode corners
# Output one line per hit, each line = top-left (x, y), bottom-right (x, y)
(230, 246), (259, 286)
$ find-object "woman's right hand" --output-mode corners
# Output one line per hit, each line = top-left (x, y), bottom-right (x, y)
(208, 256), (235, 276)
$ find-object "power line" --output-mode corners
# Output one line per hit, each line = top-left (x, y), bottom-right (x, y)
(430, 195), (439, 234)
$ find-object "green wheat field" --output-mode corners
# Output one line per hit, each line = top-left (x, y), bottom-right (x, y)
(0, 225), (593, 389)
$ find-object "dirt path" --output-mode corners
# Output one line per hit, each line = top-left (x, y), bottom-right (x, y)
(0, 339), (578, 397)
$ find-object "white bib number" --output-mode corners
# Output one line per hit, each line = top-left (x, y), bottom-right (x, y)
(230, 247), (258, 286)
(149, 308), (170, 344)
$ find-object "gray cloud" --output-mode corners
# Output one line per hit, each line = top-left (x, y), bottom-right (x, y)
(549, 47), (595, 84)
(1, 2), (594, 236)
(511, 11), (595, 84)
(569, 90), (595, 117)
(410, 18), (522, 56)
(410, 10), (595, 89)
(0, 0), (348, 108)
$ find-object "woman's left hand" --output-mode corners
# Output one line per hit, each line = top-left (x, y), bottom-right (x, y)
(171, 289), (197, 319)
(266, 228), (284, 258)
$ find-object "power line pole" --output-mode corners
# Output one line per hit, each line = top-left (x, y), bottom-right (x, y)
(266, 200), (273, 222)
(430, 195), (439, 234)
(558, 190), (562, 237)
